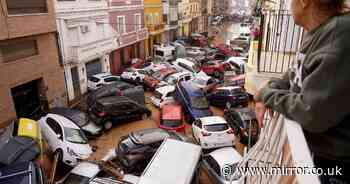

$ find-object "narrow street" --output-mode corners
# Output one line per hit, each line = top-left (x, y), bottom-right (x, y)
(40, 21), (246, 184)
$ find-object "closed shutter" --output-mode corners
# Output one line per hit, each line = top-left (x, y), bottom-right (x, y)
(85, 59), (102, 77)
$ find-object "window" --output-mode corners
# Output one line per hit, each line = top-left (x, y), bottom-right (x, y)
(46, 117), (63, 137)
(104, 77), (119, 83)
(205, 156), (221, 176)
(117, 16), (126, 33)
(191, 96), (209, 109)
(6, 0), (47, 15)
(0, 38), (38, 62)
(134, 14), (141, 31)
(204, 124), (229, 132)
(88, 76), (100, 83)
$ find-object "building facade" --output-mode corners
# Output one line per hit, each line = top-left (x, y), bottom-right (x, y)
(189, 0), (201, 34)
(144, 0), (165, 57)
(108, 0), (148, 74)
(162, 0), (179, 42)
(0, 0), (66, 127)
(178, 0), (192, 37)
(55, 0), (118, 102)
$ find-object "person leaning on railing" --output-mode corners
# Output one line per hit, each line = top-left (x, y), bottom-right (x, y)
(254, 0), (350, 183)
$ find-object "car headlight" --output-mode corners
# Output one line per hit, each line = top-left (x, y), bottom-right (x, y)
(67, 147), (79, 157)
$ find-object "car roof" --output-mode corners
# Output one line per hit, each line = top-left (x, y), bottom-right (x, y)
(96, 96), (136, 105)
(161, 103), (182, 120)
(45, 113), (80, 129)
(217, 86), (242, 91)
(70, 162), (100, 178)
(130, 128), (170, 145)
(200, 116), (227, 125)
(168, 71), (191, 78)
(209, 147), (242, 167)
(175, 58), (195, 66)
(155, 85), (175, 94)
(93, 72), (113, 78)
(50, 107), (87, 126)
(179, 81), (203, 96)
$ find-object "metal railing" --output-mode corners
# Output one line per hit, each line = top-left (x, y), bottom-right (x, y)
(257, 10), (304, 73)
(230, 113), (320, 184)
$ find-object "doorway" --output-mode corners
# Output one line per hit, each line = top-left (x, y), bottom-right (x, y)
(11, 79), (43, 119)
(71, 67), (81, 98)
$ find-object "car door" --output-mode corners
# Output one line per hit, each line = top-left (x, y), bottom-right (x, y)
(45, 117), (64, 151)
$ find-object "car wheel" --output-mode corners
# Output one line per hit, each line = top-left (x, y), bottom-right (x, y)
(54, 149), (63, 163)
(104, 120), (113, 130)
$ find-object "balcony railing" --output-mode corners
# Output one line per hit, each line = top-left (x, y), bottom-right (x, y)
(256, 10), (304, 73)
(147, 23), (165, 34)
(230, 113), (320, 184)
(66, 36), (117, 63)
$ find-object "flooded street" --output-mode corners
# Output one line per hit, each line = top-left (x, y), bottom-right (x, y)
(43, 21), (245, 184)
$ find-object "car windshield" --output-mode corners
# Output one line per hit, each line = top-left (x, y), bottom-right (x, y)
(204, 124), (229, 132)
(63, 173), (90, 184)
(161, 120), (182, 128)
(191, 96), (209, 109)
(154, 91), (163, 99)
(104, 77), (118, 82)
(155, 50), (164, 56)
(64, 128), (88, 144)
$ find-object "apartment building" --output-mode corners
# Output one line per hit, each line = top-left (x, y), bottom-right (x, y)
(108, 0), (148, 74)
(0, 0), (66, 127)
(55, 0), (118, 102)
(162, 0), (179, 42)
(178, 0), (192, 37)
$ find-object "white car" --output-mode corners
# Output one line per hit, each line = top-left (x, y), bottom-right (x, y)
(150, 85), (175, 108)
(121, 69), (146, 83)
(224, 57), (246, 74)
(186, 47), (206, 57)
(163, 71), (192, 86)
(172, 58), (210, 79)
(192, 116), (235, 149)
(87, 73), (120, 90)
(38, 113), (92, 166)
(202, 147), (243, 184)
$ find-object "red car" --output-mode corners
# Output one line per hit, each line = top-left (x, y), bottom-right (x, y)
(190, 33), (208, 47)
(201, 60), (232, 78)
(215, 44), (240, 57)
(159, 103), (185, 132)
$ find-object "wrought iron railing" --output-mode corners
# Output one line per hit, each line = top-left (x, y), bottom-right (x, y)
(257, 10), (304, 73)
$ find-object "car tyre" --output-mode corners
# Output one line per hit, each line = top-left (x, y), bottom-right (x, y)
(104, 120), (113, 130)
(54, 149), (63, 163)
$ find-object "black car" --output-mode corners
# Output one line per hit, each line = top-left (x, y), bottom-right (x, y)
(223, 107), (260, 146)
(87, 81), (145, 107)
(50, 107), (102, 138)
(89, 96), (151, 130)
(0, 162), (46, 184)
(114, 128), (191, 175)
(207, 86), (249, 108)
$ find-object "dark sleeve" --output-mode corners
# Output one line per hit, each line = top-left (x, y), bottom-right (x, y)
(258, 52), (350, 133)
(254, 72), (290, 102)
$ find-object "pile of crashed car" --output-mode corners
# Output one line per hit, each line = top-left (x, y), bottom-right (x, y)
(0, 24), (260, 184)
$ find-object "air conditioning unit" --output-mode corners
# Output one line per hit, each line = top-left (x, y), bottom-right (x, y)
(80, 25), (89, 33)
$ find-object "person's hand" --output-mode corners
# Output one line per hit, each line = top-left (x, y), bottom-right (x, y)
(255, 102), (267, 128)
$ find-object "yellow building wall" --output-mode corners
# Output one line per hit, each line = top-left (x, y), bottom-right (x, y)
(144, 0), (164, 56)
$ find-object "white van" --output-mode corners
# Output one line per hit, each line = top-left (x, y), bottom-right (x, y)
(154, 44), (176, 62)
(138, 139), (202, 184)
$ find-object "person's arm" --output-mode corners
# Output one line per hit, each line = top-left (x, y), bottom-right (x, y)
(254, 71), (290, 102)
(257, 52), (350, 133)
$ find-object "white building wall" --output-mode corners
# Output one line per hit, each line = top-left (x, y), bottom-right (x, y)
(54, 0), (118, 100)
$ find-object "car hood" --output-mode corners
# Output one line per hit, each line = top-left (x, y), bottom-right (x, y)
(192, 108), (213, 118)
(82, 122), (102, 135)
(67, 142), (92, 158)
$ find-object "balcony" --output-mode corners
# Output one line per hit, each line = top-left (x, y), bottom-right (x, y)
(118, 28), (148, 47)
(245, 10), (304, 95)
(65, 36), (117, 64)
(231, 113), (320, 183)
